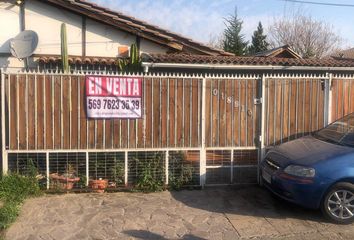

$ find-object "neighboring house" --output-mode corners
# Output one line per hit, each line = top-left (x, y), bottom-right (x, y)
(252, 45), (301, 59)
(0, 0), (231, 70)
(331, 48), (354, 60)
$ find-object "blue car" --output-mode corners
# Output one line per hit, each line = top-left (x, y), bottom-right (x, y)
(260, 113), (354, 224)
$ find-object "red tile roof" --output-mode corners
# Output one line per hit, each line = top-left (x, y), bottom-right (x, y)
(40, 0), (232, 56)
(143, 54), (354, 67)
(331, 48), (354, 60)
(35, 55), (117, 65)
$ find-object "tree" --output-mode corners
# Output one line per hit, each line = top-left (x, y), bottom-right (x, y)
(248, 22), (269, 54)
(207, 33), (224, 50)
(222, 8), (248, 55)
(268, 11), (342, 58)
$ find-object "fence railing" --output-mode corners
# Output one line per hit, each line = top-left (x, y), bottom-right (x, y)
(2, 69), (354, 187)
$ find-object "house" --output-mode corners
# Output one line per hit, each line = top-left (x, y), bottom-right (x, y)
(331, 48), (354, 60)
(2, 0), (354, 188)
(0, 0), (231, 70)
(252, 45), (301, 59)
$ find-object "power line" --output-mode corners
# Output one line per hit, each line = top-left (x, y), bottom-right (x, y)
(279, 0), (354, 7)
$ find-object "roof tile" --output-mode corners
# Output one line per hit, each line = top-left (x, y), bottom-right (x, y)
(144, 54), (354, 68)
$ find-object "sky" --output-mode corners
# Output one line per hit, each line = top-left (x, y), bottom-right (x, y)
(89, 0), (354, 48)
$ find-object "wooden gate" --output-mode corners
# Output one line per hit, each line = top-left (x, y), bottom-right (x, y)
(2, 70), (350, 187)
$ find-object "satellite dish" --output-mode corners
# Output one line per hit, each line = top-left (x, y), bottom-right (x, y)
(10, 30), (38, 59)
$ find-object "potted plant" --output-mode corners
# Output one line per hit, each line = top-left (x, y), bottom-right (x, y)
(89, 178), (108, 193)
(49, 164), (80, 190)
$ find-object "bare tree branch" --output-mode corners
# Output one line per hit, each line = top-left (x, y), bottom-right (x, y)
(268, 11), (342, 58)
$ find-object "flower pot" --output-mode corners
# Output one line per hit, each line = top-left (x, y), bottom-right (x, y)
(89, 179), (108, 193)
(49, 173), (80, 190)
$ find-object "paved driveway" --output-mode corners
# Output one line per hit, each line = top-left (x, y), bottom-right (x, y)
(5, 186), (354, 240)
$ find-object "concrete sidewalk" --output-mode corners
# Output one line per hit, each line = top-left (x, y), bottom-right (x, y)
(5, 186), (354, 240)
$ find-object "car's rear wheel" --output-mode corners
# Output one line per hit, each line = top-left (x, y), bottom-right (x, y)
(321, 183), (354, 224)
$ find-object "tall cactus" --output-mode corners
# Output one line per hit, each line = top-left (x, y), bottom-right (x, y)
(61, 23), (69, 73)
(130, 43), (139, 65)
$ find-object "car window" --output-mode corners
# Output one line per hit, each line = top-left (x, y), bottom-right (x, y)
(315, 113), (354, 147)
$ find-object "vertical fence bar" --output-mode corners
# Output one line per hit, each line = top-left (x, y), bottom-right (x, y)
(159, 78), (162, 147)
(295, 79), (299, 138)
(327, 73), (333, 124)
(143, 78), (146, 147)
(230, 149), (234, 184)
(151, 78), (154, 147)
(43, 74), (46, 149)
(165, 150), (169, 185)
(259, 75), (266, 184)
(231, 80), (234, 146)
(77, 76), (80, 148)
(280, 80), (284, 144)
(182, 78), (185, 146)
(86, 151), (89, 186)
(34, 74), (37, 149)
(52, 76), (55, 148)
(200, 77), (207, 187)
(16, 74), (19, 149)
(25, 74), (28, 149)
(174, 79), (177, 147)
(1, 70), (8, 174)
(167, 78), (170, 146)
(46, 151), (49, 189)
(69, 76), (72, 149)
(190, 79), (192, 147)
(197, 79), (201, 146)
(124, 151), (128, 186)
(7, 73), (10, 150)
(288, 79), (291, 142)
(60, 75), (63, 149)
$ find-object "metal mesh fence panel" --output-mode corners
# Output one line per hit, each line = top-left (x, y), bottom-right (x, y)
(88, 152), (125, 188)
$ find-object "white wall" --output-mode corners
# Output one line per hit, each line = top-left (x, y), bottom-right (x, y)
(140, 39), (168, 54)
(0, 2), (20, 53)
(85, 18), (135, 57)
(0, 0), (169, 69)
(85, 19), (168, 57)
(0, 57), (24, 69)
(26, 0), (82, 56)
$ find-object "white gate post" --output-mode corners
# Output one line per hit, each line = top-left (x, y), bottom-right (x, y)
(258, 74), (266, 184)
(46, 152), (50, 189)
(124, 151), (128, 186)
(165, 150), (169, 185)
(327, 73), (333, 125)
(86, 152), (89, 186)
(1, 70), (8, 175)
(200, 77), (207, 187)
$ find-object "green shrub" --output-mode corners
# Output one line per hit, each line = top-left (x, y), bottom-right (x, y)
(169, 164), (193, 190)
(0, 174), (41, 203)
(135, 153), (165, 192)
(0, 202), (20, 229)
(0, 173), (42, 231)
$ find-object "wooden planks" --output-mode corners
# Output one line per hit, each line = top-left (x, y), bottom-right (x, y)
(204, 78), (259, 147)
(331, 78), (354, 121)
(6, 73), (340, 151)
(264, 78), (326, 146)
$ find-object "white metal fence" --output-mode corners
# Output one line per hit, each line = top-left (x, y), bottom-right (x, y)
(1, 69), (354, 188)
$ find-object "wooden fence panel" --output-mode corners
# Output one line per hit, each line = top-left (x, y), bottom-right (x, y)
(331, 79), (354, 121)
(5, 74), (203, 150)
(204, 78), (259, 147)
(5, 73), (341, 151)
(265, 78), (325, 146)
(9, 75), (17, 150)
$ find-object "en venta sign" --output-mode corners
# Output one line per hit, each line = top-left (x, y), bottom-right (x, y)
(86, 75), (142, 118)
